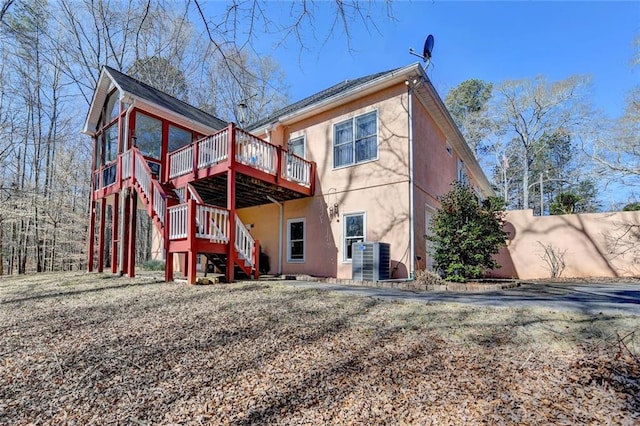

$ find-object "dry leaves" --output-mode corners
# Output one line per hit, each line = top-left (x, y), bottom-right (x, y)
(0, 272), (638, 425)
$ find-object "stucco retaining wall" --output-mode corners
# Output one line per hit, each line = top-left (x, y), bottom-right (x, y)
(490, 209), (640, 279)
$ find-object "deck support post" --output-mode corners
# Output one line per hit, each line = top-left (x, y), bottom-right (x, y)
(226, 123), (237, 283)
(164, 202), (173, 282)
(117, 189), (127, 275)
(87, 200), (96, 272)
(186, 198), (197, 284)
(97, 198), (106, 272)
(126, 191), (137, 277)
(111, 195), (119, 274)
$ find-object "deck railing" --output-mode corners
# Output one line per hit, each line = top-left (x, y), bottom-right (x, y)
(235, 129), (277, 175)
(282, 152), (312, 187)
(235, 213), (255, 267)
(166, 124), (313, 188)
(198, 131), (228, 168)
(169, 145), (193, 179)
(168, 204), (188, 239)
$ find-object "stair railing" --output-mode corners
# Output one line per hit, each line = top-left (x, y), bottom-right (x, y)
(196, 204), (229, 243)
(131, 148), (168, 228)
(121, 149), (132, 180)
(234, 214), (255, 267)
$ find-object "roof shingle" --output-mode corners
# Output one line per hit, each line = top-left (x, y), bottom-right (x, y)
(247, 67), (401, 131)
(105, 66), (228, 130)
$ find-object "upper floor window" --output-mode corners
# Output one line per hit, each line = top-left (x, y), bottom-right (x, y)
(333, 111), (377, 168)
(288, 135), (305, 158)
(135, 112), (162, 159)
(168, 124), (193, 152)
(103, 124), (118, 164)
(105, 90), (119, 123)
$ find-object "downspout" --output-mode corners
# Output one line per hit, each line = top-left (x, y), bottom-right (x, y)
(406, 77), (423, 280)
(266, 195), (283, 276)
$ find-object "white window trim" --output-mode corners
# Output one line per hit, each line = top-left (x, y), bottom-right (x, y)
(286, 217), (306, 263)
(332, 109), (379, 170)
(342, 212), (366, 263)
(288, 134), (306, 159)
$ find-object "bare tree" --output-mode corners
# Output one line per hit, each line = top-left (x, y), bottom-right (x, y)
(492, 75), (593, 209)
(582, 36), (639, 194)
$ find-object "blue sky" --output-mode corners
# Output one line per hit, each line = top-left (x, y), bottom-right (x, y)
(200, 1), (639, 206)
(240, 1), (639, 120)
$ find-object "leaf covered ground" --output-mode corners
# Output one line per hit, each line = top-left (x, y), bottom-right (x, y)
(0, 272), (638, 425)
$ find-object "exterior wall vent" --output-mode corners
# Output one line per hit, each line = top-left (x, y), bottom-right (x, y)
(352, 242), (391, 281)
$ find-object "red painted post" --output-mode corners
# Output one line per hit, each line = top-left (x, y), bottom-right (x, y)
(226, 124), (237, 283)
(187, 199), (197, 284)
(165, 252), (174, 282)
(97, 199), (106, 272)
(127, 192), (138, 278)
(193, 136), (200, 179)
(122, 190), (130, 274)
(87, 200), (96, 272)
(164, 199), (173, 282)
(310, 161), (317, 195)
(275, 146), (282, 183)
(253, 240), (260, 280)
(111, 195), (119, 274)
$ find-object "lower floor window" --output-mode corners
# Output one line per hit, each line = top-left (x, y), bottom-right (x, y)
(287, 218), (305, 262)
(344, 213), (365, 261)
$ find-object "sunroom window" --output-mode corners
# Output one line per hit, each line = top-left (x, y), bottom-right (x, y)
(168, 124), (193, 152)
(135, 112), (162, 159)
(104, 124), (118, 164)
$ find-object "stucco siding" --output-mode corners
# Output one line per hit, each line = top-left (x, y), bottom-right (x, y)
(491, 209), (640, 279)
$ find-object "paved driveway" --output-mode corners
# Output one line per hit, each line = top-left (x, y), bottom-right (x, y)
(280, 281), (640, 316)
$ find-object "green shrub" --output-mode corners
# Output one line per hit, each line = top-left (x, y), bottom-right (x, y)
(428, 182), (508, 283)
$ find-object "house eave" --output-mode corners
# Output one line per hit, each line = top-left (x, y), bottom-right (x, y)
(82, 67), (223, 137)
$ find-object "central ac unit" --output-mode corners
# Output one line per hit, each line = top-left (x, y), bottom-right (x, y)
(352, 242), (390, 281)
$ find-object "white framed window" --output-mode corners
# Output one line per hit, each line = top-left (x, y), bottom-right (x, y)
(333, 111), (378, 168)
(287, 218), (305, 262)
(343, 212), (365, 262)
(288, 135), (305, 158)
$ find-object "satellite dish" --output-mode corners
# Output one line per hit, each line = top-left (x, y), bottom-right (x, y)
(423, 34), (434, 60)
(409, 34), (435, 65)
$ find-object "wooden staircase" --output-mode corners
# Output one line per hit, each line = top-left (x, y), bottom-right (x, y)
(93, 123), (314, 284)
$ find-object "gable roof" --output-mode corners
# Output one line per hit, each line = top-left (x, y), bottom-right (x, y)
(247, 67), (402, 131)
(83, 66), (227, 135)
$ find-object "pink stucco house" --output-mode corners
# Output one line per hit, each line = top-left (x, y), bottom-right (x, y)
(84, 62), (493, 284)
